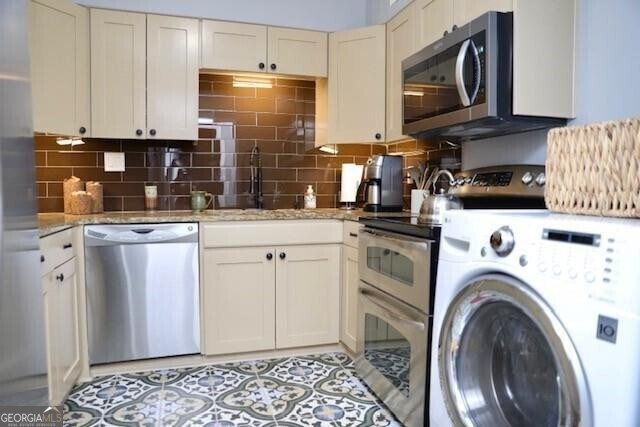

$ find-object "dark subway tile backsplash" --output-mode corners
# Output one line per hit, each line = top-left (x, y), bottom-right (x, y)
(35, 73), (460, 213)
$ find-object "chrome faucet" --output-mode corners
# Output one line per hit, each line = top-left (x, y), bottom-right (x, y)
(249, 146), (264, 209)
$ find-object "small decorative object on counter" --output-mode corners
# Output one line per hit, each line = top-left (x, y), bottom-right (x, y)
(191, 191), (213, 213)
(304, 185), (316, 209)
(69, 191), (92, 215)
(145, 185), (158, 211)
(63, 176), (84, 214)
(546, 117), (640, 218)
(411, 189), (427, 214)
(86, 181), (103, 213)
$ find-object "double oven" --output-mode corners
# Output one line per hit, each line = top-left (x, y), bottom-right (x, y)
(355, 224), (438, 427)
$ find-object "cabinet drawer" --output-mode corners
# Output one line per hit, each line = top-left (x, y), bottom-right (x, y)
(202, 220), (342, 248)
(40, 228), (76, 275)
(343, 220), (361, 249)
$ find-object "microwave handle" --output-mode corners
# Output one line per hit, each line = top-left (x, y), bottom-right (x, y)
(455, 39), (481, 107)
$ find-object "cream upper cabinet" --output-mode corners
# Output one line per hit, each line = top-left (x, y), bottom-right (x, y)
(202, 247), (276, 355)
(328, 25), (386, 144)
(341, 244), (359, 353)
(147, 15), (199, 140)
(200, 20), (267, 72)
(416, 0), (454, 47)
(43, 257), (80, 405)
(29, 0), (90, 137)
(386, 3), (418, 142)
(454, 0), (513, 26)
(267, 27), (327, 77)
(90, 9), (146, 139)
(276, 245), (340, 349)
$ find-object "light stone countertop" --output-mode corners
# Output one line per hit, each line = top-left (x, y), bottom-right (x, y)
(38, 209), (413, 238)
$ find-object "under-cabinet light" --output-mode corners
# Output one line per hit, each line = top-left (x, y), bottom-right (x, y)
(403, 90), (424, 97)
(319, 145), (339, 155)
(56, 137), (85, 146)
(232, 76), (273, 89)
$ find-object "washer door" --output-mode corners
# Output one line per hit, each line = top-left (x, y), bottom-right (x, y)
(439, 275), (592, 427)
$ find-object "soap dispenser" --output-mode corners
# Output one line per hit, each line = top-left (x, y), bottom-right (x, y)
(304, 185), (317, 209)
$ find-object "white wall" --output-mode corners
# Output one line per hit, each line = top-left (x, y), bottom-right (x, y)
(366, 0), (412, 25)
(463, 0), (640, 169)
(75, 0), (368, 31)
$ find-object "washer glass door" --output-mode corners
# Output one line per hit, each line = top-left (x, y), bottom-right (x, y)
(439, 275), (591, 427)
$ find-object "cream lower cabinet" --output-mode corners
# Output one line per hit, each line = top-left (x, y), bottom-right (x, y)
(29, 0), (90, 137)
(340, 245), (359, 352)
(202, 247), (276, 355)
(43, 258), (81, 405)
(275, 245), (341, 348)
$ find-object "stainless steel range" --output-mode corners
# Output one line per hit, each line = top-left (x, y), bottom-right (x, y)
(355, 164), (546, 426)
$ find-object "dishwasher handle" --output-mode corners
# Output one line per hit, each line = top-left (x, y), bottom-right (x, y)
(84, 223), (198, 246)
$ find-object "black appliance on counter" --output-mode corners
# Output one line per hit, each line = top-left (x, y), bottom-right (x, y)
(402, 12), (565, 141)
(360, 155), (403, 212)
(355, 164), (546, 427)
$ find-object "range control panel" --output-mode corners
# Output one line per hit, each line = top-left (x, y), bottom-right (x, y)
(450, 165), (545, 198)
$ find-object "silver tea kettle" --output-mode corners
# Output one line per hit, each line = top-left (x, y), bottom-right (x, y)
(418, 169), (463, 224)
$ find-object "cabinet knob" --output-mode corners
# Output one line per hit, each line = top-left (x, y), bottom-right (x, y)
(63, 243), (72, 249)
(259, 62), (265, 70)
(136, 129), (143, 136)
(56, 273), (64, 282)
(452, 24), (458, 32)
(430, 75), (437, 82)
(149, 129), (157, 136)
(270, 63), (276, 70)
(349, 232), (358, 238)
(443, 30), (449, 37)
(266, 253), (273, 260)
(79, 126), (86, 135)
(439, 76), (446, 82)
(279, 252), (286, 260)
(375, 133), (382, 140)
(40, 255), (45, 263)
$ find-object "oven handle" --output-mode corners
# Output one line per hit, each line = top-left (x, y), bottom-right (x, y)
(360, 288), (425, 330)
(360, 228), (431, 246)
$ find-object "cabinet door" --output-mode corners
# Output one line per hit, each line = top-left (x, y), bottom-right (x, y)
(267, 27), (327, 77)
(147, 14), (199, 140)
(29, 0), (90, 137)
(341, 245), (359, 353)
(453, 0), (513, 26)
(43, 258), (80, 405)
(386, 3), (417, 142)
(416, 0), (454, 47)
(90, 9), (146, 139)
(328, 25), (386, 144)
(203, 247), (276, 355)
(201, 20), (267, 73)
(276, 245), (340, 348)
(56, 259), (81, 396)
(42, 272), (61, 405)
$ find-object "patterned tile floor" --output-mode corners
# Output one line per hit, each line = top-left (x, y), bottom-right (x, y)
(63, 352), (403, 426)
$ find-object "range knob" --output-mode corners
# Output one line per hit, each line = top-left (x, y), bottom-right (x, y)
(490, 226), (515, 257)
(535, 172), (546, 186)
(521, 172), (534, 185)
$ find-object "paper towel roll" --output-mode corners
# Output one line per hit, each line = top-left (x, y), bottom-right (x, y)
(340, 163), (364, 203)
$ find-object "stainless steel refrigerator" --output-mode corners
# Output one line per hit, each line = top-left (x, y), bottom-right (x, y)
(0, 1), (49, 404)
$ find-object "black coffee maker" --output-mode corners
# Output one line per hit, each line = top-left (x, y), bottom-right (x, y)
(359, 155), (403, 212)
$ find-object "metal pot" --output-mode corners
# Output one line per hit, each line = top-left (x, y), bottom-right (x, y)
(418, 170), (463, 224)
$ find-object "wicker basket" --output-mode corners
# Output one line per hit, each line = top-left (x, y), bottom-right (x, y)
(545, 118), (640, 217)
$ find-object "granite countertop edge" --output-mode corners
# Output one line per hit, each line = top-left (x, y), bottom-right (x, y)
(38, 209), (412, 238)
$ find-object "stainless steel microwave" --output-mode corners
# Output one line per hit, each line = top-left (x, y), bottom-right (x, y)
(402, 12), (565, 141)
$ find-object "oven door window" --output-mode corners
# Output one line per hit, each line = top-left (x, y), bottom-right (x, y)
(364, 313), (411, 398)
(366, 247), (414, 286)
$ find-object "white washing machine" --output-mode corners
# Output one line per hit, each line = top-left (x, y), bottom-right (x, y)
(429, 209), (640, 427)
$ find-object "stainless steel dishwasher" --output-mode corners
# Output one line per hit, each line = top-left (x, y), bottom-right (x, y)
(85, 223), (200, 365)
